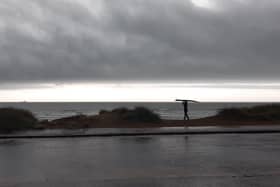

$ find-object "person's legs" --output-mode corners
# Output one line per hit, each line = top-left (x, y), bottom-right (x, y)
(184, 111), (190, 120)
(183, 103), (187, 120)
(186, 113), (190, 120)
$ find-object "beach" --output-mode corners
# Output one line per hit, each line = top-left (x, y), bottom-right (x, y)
(2, 104), (280, 133)
(2, 133), (280, 186)
(0, 102), (267, 121)
(43, 118), (280, 129)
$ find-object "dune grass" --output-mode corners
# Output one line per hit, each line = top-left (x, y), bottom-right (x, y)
(122, 107), (162, 123)
(217, 104), (280, 121)
(100, 107), (162, 123)
(0, 108), (38, 132)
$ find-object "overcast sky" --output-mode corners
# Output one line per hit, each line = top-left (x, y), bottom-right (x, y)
(0, 0), (280, 101)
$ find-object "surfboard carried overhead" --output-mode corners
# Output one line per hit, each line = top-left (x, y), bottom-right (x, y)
(175, 99), (199, 120)
(175, 99), (199, 103)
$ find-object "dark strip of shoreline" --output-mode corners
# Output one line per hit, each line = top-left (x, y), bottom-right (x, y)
(2, 126), (280, 139)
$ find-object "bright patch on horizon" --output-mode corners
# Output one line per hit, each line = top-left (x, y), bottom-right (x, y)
(190, 0), (219, 10)
(1, 83), (280, 102)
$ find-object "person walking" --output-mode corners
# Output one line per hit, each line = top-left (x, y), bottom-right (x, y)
(176, 99), (199, 121)
(183, 101), (190, 121)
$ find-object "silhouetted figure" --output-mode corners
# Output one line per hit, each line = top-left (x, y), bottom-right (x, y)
(176, 99), (199, 121)
(183, 101), (190, 121)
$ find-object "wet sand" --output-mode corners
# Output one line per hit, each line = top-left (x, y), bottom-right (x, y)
(1, 133), (280, 186)
(43, 116), (280, 129)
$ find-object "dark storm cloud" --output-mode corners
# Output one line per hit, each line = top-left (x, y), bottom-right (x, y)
(0, 0), (280, 84)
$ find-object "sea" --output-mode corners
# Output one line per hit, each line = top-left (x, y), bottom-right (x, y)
(0, 102), (276, 121)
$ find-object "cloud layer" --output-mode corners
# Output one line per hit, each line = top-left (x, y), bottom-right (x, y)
(0, 0), (280, 84)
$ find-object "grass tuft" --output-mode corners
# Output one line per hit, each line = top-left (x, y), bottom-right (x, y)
(217, 104), (280, 121)
(122, 107), (162, 123)
(0, 108), (38, 132)
(100, 107), (162, 123)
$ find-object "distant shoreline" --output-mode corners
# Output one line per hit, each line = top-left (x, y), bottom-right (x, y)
(40, 117), (280, 130)
(1, 102), (279, 122)
(41, 104), (280, 129)
(2, 104), (280, 133)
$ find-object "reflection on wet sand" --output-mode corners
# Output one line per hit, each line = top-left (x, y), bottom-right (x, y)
(1, 134), (280, 186)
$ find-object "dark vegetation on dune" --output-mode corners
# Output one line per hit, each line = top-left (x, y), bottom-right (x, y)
(217, 104), (280, 121)
(1, 104), (280, 133)
(99, 107), (162, 123)
(46, 107), (162, 129)
(0, 108), (38, 132)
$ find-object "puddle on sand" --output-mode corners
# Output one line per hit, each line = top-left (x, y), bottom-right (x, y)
(0, 140), (25, 146)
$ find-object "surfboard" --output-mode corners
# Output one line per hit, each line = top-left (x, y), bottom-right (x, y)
(175, 99), (199, 103)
